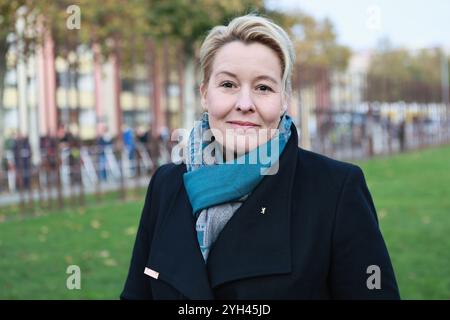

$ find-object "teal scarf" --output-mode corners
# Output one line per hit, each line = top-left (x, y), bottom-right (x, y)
(183, 112), (293, 216)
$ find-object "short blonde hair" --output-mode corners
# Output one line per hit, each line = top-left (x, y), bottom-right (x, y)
(199, 14), (296, 99)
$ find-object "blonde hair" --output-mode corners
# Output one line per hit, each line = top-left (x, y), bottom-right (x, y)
(199, 14), (296, 100)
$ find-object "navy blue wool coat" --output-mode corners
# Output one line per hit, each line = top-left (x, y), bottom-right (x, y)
(121, 124), (400, 300)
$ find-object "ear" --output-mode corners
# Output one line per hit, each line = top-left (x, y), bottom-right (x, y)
(200, 82), (208, 112)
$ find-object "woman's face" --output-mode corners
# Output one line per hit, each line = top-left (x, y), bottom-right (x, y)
(200, 41), (285, 158)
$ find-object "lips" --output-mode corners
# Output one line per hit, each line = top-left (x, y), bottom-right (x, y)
(227, 121), (260, 128)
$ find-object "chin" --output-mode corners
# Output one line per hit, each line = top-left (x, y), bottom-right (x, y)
(225, 135), (263, 157)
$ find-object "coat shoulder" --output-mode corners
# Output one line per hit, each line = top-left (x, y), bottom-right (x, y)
(297, 147), (359, 171)
(151, 162), (186, 191)
(296, 147), (363, 190)
(153, 162), (185, 179)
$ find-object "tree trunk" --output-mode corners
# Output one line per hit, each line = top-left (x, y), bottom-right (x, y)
(182, 54), (196, 132)
(92, 42), (104, 136)
(147, 39), (166, 140)
(92, 42), (103, 200)
(0, 41), (8, 162)
(177, 45), (185, 130)
(17, 51), (28, 137)
(163, 39), (171, 131)
(74, 50), (84, 206)
(112, 51), (123, 140)
(111, 41), (125, 199)
(130, 38), (141, 191)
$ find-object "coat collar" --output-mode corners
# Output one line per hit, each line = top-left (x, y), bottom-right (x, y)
(147, 124), (299, 299)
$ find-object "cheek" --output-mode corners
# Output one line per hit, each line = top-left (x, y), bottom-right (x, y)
(206, 91), (234, 120)
(257, 96), (284, 127)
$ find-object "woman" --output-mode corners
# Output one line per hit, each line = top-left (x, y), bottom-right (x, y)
(121, 14), (400, 300)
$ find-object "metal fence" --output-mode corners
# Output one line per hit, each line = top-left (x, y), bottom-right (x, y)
(0, 139), (171, 215)
(306, 102), (450, 161)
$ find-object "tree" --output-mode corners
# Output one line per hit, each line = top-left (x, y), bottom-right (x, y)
(366, 45), (449, 103)
(0, 0), (33, 161)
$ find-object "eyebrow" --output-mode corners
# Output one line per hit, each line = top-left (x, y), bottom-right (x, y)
(215, 71), (279, 85)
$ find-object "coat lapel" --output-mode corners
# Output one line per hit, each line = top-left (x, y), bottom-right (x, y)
(148, 124), (299, 298)
(206, 124), (299, 288)
(147, 174), (214, 299)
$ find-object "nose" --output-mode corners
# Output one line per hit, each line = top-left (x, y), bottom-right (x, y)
(235, 87), (255, 112)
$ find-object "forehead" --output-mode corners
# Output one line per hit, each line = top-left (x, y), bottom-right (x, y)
(211, 41), (282, 79)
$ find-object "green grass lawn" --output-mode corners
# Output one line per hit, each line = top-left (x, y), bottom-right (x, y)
(0, 145), (449, 299)
(0, 190), (146, 299)
(357, 145), (450, 299)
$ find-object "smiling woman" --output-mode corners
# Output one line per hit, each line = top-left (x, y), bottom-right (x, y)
(200, 41), (285, 157)
(121, 14), (400, 300)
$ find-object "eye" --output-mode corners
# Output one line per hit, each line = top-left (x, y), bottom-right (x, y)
(256, 84), (273, 92)
(220, 81), (235, 89)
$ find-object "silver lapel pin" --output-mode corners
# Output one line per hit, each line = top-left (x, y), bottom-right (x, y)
(261, 207), (266, 214)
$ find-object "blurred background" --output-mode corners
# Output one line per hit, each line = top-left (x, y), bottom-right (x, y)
(0, 0), (449, 299)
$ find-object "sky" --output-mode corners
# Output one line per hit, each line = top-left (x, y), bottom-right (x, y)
(266, 0), (450, 51)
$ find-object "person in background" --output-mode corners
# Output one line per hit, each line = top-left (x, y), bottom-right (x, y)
(13, 133), (33, 193)
(123, 125), (136, 174)
(97, 124), (113, 182)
